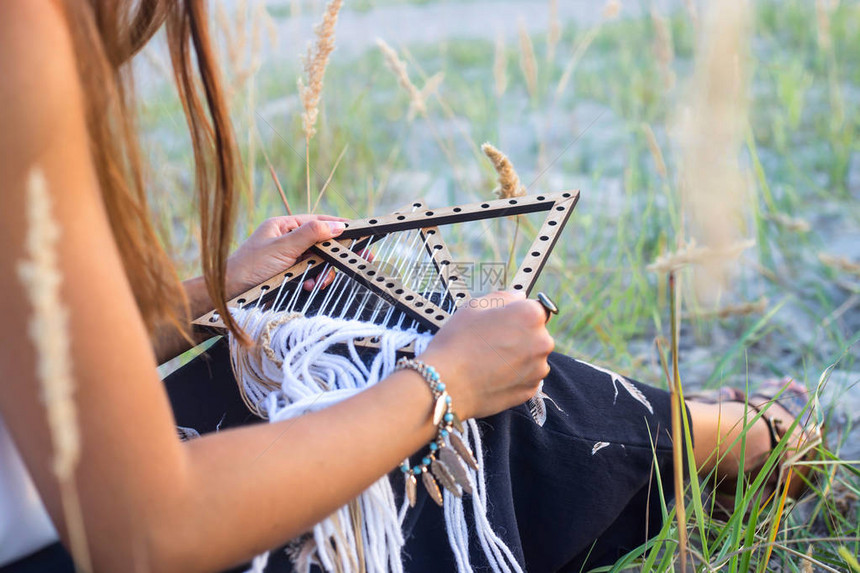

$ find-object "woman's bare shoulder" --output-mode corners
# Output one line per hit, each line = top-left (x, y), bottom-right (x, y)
(0, 0), (85, 170)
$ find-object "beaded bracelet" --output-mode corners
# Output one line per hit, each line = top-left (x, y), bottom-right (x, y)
(394, 357), (479, 507)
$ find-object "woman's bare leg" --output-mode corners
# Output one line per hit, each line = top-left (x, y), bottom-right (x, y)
(687, 400), (773, 481)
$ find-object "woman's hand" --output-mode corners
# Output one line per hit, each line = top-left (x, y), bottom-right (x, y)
(225, 214), (347, 298)
(419, 291), (554, 420)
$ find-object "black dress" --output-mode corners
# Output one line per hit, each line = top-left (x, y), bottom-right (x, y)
(1, 340), (688, 573)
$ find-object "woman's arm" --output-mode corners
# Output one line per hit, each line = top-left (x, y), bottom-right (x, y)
(0, 3), (552, 572)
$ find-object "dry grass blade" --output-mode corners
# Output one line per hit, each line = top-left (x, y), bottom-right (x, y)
(517, 19), (538, 101)
(17, 169), (92, 571)
(481, 143), (527, 198)
(669, 272), (689, 572)
(547, 0), (561, 64)
(687, 297), (768, 319)
(555, 2), (618, 101)
(816, 0), (833, 52)
(259, 138), (292, 215)
(494, 31), (508, 97)
(312, 143), (349, 213)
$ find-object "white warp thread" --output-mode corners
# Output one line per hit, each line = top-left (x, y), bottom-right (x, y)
(230, 307), (523, 573)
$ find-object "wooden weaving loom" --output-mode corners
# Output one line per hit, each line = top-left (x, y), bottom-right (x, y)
(193, 190), (579, 354)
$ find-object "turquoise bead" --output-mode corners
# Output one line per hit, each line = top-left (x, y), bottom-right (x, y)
(440, 429), (449, 437)
(422, 457), (431, 466)
(445, 395), (452, 404)
(400, 464), (409, 473)
(444, 413), (454, 422)
(413, 465), (422, 475)
(436, 382), (446, 391)
(429, 442), (438, 451)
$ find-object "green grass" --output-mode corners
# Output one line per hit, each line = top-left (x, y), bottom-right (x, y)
(142, 0), (860, 569)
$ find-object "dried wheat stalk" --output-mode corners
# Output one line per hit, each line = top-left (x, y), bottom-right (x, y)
(518, 20), (538, 101)
(17, 168), (91, 571)
(556, 1), (618, 99)
(299, 0), (343, 210)
(642, 123), (668, 179)
(816, 0), (833, 51)
(767, 212), (810, 233)
(298, 0), (342, 140)
(672, 0), (751, 304)
(651, 6), (676, 91)
(547, 0), (561, 64)
(688, 297), (768, 320)
(494, 32), (508, 97)
(482, 143), (527, 198)
(648, 239), (755, 274)
(376, 38), (439, 120)
(819, 253), (860, 277)
(603, 0), (621, 20)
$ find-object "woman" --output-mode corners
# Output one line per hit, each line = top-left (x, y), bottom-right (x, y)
(0, 1), (809, 572)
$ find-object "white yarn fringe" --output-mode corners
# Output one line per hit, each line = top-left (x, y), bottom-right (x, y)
(230, 307), (522, 573)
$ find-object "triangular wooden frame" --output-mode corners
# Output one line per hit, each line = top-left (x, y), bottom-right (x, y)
(193, 190), (579, 333)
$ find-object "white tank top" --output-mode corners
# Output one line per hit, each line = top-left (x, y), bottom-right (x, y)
(0, 414), (59, 566)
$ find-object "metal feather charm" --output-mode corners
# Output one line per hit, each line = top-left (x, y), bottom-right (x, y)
(422, 470), (444, 506)
(405, 473), (418, 507)
(439, 447), (472, 494)
(431, 458), (461, 497)
(449, 432), (479, 470)
(432, 394), (448, 426)
(451, 412), (465, 433)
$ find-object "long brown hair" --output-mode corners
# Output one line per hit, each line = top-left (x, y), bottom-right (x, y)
(61, 0), (246, 341)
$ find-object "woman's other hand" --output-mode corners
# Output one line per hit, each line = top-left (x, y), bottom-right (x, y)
(420, 291), (555, 420)
(226, 214), (347, 297)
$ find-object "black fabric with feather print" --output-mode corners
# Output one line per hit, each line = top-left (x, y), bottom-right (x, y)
(10, 342), (688, 573)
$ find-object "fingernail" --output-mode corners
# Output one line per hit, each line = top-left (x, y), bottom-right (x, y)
(328, 221), (345, 234)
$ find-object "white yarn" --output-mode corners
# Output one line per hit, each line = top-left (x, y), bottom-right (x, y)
(231, 307), (522, 573)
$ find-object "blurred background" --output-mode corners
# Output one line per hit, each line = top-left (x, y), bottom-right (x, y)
(141, 1), (859, 567)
